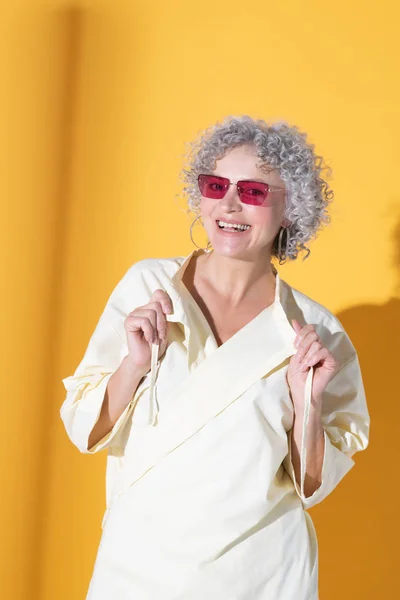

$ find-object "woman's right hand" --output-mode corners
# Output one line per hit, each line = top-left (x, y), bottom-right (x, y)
(123, 289), (173, 374)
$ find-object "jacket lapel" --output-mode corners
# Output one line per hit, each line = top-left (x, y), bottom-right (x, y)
(117, 257), (299, 493)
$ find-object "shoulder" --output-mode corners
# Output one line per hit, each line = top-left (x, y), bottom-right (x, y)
(280, 278), (358, 367)
(97, 255), (187, 337)
(122, 255), (186, 283)
(283, 280), (344, 331)
(108, 255), (186, 308)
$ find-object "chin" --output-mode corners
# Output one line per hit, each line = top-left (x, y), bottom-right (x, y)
(210, 241), (251, 260)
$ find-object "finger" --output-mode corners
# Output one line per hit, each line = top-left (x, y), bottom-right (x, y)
(296, 330), (320, 360)
(127, 308), (159, 343)
(146, 301), (168, 341)
(293, 323), (315, 348)
(303, 346), (329, 368)
(150, 289), (173, 314)
(128, 301), (169, 343)
(291, 319), (303, 336)
(125, 314), (156, 345)
(140, 308), (162, 343)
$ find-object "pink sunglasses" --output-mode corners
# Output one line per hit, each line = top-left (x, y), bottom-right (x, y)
(197, 174), (286, 206)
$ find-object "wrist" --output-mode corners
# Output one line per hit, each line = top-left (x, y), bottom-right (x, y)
(121, 355), (150, 380)
(293, 400), (323, 422)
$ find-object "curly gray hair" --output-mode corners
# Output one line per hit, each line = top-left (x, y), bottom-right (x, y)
(180, 115), (334, 263)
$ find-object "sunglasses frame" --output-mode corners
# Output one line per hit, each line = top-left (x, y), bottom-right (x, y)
(197, 174), (286, 206)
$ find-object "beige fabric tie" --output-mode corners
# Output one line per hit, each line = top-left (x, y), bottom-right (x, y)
(301, 366), (314, 498)
(148, 343), (160, 426)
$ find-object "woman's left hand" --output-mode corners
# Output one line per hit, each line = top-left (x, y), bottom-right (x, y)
(286, 319), (338, 410)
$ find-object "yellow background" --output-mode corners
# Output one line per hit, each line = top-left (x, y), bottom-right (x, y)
(1, 0), (398, 598)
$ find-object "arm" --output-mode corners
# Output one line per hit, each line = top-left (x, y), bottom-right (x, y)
(284, 353), (370, 509)
(290, 398), (325, 498)
(87, 357), (147, 450)
(60, 267), (141, 454)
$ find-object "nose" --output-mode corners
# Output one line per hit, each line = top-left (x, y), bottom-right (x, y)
(219, 184), (242, 213)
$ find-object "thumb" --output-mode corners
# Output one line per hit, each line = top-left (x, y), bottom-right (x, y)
(291, 318), (303, 334)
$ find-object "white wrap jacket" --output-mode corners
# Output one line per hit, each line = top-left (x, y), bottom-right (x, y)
(61, 249), (369, 600)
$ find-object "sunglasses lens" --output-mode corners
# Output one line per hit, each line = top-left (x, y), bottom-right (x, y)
(238, 181), (269, 205)
(198, 175), (229, 199)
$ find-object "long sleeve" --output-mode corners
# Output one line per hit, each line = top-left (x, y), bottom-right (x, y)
(60, 266), (140, 454)
(284, 352), (370, 509)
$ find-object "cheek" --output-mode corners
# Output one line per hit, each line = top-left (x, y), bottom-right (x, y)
(200, 198), (216, 221)
(248, 207), (282, 231)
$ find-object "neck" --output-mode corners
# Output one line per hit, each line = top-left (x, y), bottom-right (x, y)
(199, 249), (276, 307)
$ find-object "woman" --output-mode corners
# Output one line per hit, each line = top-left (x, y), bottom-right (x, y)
(61, 116), (369, 599)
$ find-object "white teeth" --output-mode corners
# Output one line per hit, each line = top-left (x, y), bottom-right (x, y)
(217, 220), (250, 231)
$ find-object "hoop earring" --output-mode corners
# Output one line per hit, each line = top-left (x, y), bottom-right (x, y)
(277, 225), (290, 264)
(189, 214), (212, 253)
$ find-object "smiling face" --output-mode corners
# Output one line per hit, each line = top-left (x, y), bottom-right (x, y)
(199, 145), (287, 261)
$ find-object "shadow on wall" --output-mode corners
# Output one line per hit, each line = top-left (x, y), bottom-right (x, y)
(311, 215), (400, 598)
(32, 4), (85, 599)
